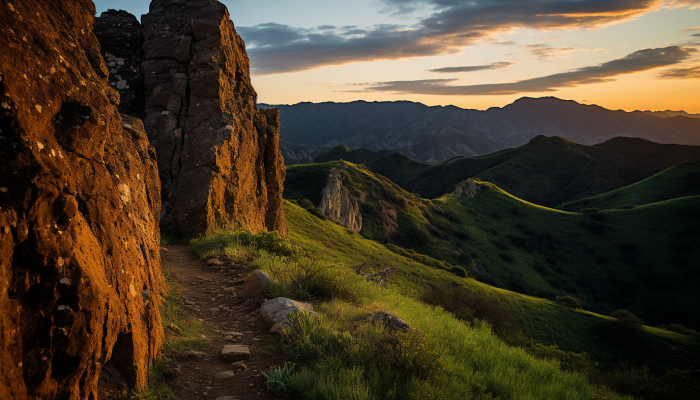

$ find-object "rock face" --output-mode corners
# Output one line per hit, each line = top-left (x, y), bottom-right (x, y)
(0, 1), (164, 399)
(454, 179), (481, 199)
(318, 168), (362, 232)
(94, 9), (146, 118)
(139, 0), (287, 235)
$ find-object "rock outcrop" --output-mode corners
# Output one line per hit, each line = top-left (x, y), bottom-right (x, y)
(454, 179), (481, 199)
(138, 0), (287, 235)
(318, 168), (363, 232)
(94, 9), (146, 118)
(260, 297), (317, 331)
(0, 1), (164, 399)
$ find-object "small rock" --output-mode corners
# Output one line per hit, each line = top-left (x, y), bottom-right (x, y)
(209, 308), (220, 315)
(183, 350), (206, 359)
(223, 287), (236, 294)
(223, 331), (243, 337)
(220, 345), (250, 362)
(238, 270), (273, 300)
(260, 297), (316, 331)
(207, 258), (224, 266)
(215, 370), (235, 380)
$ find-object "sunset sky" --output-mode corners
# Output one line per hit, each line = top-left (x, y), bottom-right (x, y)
(95, 0), (700, 113)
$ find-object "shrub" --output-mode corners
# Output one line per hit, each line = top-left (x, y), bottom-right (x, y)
(450, 266), (468, 278)
(556, 296), (584, 310)
(610, 309), (644, 330)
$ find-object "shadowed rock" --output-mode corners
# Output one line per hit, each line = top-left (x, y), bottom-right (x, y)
(94, 9), (145, 118)
(0, 1), (165, 399)
(140, 0), (287, 235)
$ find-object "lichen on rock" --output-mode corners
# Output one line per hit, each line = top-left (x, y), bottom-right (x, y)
(0, 1), (165, 399)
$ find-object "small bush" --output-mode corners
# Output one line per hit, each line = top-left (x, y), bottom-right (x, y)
(556, 296), (583, 310)
(610, 309), (644, 330)
(450, 266), (468, 278)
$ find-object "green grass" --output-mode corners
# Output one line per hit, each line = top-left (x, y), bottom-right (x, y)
(195, 216), (627, 399)
(314, 145), (392, 164)
(558, 159), (700, 211)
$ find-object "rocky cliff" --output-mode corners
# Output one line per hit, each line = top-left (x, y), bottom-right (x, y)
(93, 9), (145, 119)
(318, 168), (362, 232)
(134, 0), (287, 235)
(0, 1), (164, 399)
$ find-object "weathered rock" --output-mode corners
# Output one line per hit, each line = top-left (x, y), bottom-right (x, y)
(318, 168), (362, 232)
(364, 311), (412, 332)
(140, 0), (287, 235)
(238, 269), (273, 300)
(260, 297), (317, 331)
(207, 258), (224, 266)
(94, 10), (145, 118)
(0, 1), (165, 399)
(220, 345), (250, 362)
(454, 179), (481, 199)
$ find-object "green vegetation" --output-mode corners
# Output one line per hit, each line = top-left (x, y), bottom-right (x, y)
(285, 159), (700, 333)
(314, 145), (391, 164)
(559, 159), (700, 211)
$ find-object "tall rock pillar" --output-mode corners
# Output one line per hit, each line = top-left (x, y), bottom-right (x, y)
(141, 0), (287, 235)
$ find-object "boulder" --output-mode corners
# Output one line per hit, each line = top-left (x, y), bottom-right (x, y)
(0, 1), (165, 399)
(139, 0), (287, 235)
(238, 269), (273, 300)
(318, 168), (363, 232)
(260, 297), (317, 331)
(94, 10), (145, 118)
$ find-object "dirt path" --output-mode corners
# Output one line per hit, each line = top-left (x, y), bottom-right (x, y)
(161, 245), (286, 400)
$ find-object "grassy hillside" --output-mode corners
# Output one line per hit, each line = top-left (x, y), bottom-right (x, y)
(314, 145), (391, 164)
(284, 160), (700, 332)
(559, 159), (700, 211)
(317, 136), (700, 208)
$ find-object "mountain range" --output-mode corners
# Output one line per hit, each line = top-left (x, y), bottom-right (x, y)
(261, 97), (700, 165)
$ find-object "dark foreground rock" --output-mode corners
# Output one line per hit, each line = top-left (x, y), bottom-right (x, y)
(139, 0), (287, 235)
(94, 9), (146, 118)
(0, 1), (165, 399)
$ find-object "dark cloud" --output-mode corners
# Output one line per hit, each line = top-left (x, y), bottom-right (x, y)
(430, 62), (513, 73)
(522, 44), (600, 60)
(241, 0), (669, 74)
(657, 65), (700, 79)
(693, 33), (700, 37)
(362, 46), (696, 95)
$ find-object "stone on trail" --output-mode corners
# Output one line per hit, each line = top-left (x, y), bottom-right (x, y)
(238, 269), (273, 300)
(220, 345), (250, 362)
(207, 258), (224, 266)
(260, 297), (317, 331)
(215, 370), (235, 380)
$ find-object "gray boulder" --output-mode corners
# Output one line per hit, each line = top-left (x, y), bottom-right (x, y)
(260, 297), (316, 331)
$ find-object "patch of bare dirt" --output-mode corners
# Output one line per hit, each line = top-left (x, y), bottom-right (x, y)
(161, 245), (288, 400)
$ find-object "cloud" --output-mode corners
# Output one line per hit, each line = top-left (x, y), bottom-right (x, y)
(693, 33), (700, 37)
(522, 44), (602, 60)
(681, 26), (700, 31)
(361, 46), (695, 95)
(430, 62), (514, 73)
(240, 0), (676, 74)
(657, 65), (700, 79)
(542, 37), (566, 41)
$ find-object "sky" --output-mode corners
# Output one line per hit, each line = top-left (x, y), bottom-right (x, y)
(94, 0), (700, 112)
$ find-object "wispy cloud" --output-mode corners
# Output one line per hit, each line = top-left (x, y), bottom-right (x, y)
(681, 26), (700, 31)
(657, 65), (700, 79)
(522, 44), (602, 60)
(360, 46), (695, 96)
(542, 37), (566, 41)
(240, 0), (677, 74)
(430, 62), (514, 73)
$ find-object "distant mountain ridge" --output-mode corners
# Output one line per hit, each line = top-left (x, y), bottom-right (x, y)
(261, 97), (700, 164)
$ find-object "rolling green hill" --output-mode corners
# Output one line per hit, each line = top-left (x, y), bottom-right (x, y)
(314, 136), (700, 207)
(284, 160), (700, 332)
(559, 159), (700, 211)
